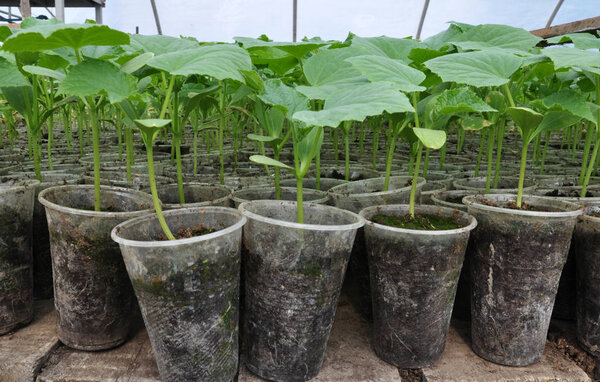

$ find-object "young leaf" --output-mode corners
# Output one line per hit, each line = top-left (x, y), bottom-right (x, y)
(249, 155), (294, 171)
(258, 79), (310, 116)
(542, 47), (600, 70)
(247, 134), (278, 143)
(345, 55), (426, 92)
(58, 58), (137, 104)
(121, 52), (154, 74)
(507, 106), (543, 144)
(532, 111), (581, 140)
(424, 50), (523, 87)
(133, 119), (171, 146)
(240, 69), (265, 93)
(146, 45), (252, 82)
(22, 65), (66, 81)
(413, 127), (447, 149)
(543, 89), (595, 123)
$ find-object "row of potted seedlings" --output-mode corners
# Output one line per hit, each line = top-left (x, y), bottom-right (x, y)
(0, 18), (599, 382)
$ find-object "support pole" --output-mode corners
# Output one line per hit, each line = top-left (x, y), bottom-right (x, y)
(415, 0), (430, 40)
(293, 0), (297, 42)
(55, 0), (64, 22)
(546, 0), (565, 28)
(19, 0), (31, 19)
(95, 5), (103, 24)
(150, 0), (163, 35)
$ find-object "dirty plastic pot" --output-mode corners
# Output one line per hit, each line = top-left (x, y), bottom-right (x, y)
(157, 183), (231, 209)
(463, 194), (582, 366)
(360, 204), (476, 368)
(569, 202), (600, 355)
(112, 207), (246, 382)
(453, 176), (536, 194)
(38, 185), (154, 350)
(0, 179), (38, 335)
(420, 181), (447, 205)
(239, 200), (364, 382)
(231, 186), (328, 208)
(328, 176), (425, 320)
(280, 177), (347, 192)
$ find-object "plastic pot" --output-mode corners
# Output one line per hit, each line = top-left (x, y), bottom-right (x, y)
(157, 183), (231, 209)
(360, 204), (476, 368)
(0, 179), (38, 335)
(280, 177), (347, 192)
(420, 181), (447, 205)
(463, 194), (582, 366)
(231, 186), (328, 208)
(569, 202), (600, 356)
(239, 200), (364, 382)
(453, 176), (536, 194)
(112, 207), (246, 382)
(38, 185), (154, 350)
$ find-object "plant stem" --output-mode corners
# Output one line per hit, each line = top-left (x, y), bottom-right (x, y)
(540, 131), (550, 175)
(344, 124), (350, 181)
(485, 127), (495, 194)
(146, 143), (175, 240)
(516, 141), (528, 208)
(90, 104), (101, 212)
(296, 176), (304, 224)
(384, 124), (399, 191)
(315, 151), (321, 190)
(175, 136), (185, 204)
(333, 128), (339, 165)
(409, 141), (423, 218)
(475, 132), (485, 177)
(218, 80), (225, 185)
(423, 148), (430, 178)
(579, 126), (593, 185)
(125, 127), (133, 182)
(494, 120), (505, 188)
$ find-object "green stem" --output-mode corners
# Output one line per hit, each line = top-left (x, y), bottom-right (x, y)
(383, 124), (399, 191)
(423, 148), (430, 178)
(485, 128), (495, 194)
(275, 149), (281, 200)
(218, 81), (225, 185)
(582, 135), (600, 198)
(344, 124), (350, 181)
(409, 141), (423, 218)
(504, 83), (516, 108)
(126, 127), (133, 182)
(493, 120), (505, 188)
(47, 115), (53, 170)
(579, 127), (593, 185)
(516, 141), (528, 208)
(146, 143), (175, 240)
(33, 133), (41, 181)
(296, 176), (304, 224)
(540, 131), (550, 175)
(175, 136), (185, 204)
(475, 132), (485, 177)
(333, 128), (339, 165)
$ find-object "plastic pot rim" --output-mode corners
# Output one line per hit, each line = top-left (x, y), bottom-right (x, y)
(327, 176), (426, 198)
(359, 204), (477, 236)
(463, 193), (583, 218)
(232, 186), (329, 205)
(111, 206), (246, 248)
(0, 178), (40, 194)
(238, 200), (364, 232)
(38, 184), (155, 218)
(160, 182), (232, 209)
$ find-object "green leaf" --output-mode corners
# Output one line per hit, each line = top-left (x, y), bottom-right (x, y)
(22, 65), (66, 81)
(297, 46), (369, 100)
(0, 26), (12, 42)
(249, 155), (293, 171)
(350, 36), (421, 63)
(2, 23), (130, 52)
(296, 126), (324, 175)
(126, 34), (198, 55)
(547, 33), (600, 50)
(423, 24), (464, 50)
(58, 58), (137, 104)
(449, 24), (541, 52)
(20, 17), (61, 29)
(433, 88), (497, 116)
(542, 47), (600, 70)
(0, 57), (30, 88)
(461, 115), (490, 131)
(247, 134), (277, 143)
(293, 82), (414, 127)
(120, 52), (154, 74)
(543, 89), (595, 123)
(133, 118), (171, 146)
(507, 106), (543, 143)
(240, 69), (264, 92)
(81, 45), (124, 59)
(258, 79), (310, 116)
(146, 45), (252, 82)
(1, 86), (33, 121)
(424, 50), (523, 87)
(346, 55), (426, 92)
(532, 111), (581, 141)
(234, 37), (329, 59)
(413, 127), (446, 149)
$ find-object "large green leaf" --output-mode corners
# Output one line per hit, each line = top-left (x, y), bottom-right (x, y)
(2, 23), (129, 52)
(542, 47), (600, 70)
(258, 79), (310, 116)
(450, 24), (541, 52)
(0, 57), (30, 88)
(345, 55), (426, 92)
(146, 45), (251, 82)
(293, 82), (413, 127)
(0, 26), (11, 42)
(1, 86), (33, 121)
(297, 46), (370, 100)
(126, 34), (198, 56)
(350, 35), (421, 63)
(234, 37), (329, 59)
(121, 52), (154, 74)
(433, 88), (497, 115)
(58, 58), (137, 104)
(22, 65), (65, 81)
(543, 89), (595, 123)
(423, 24), (464, 50)
(424, 50), (523, 87)
(547, 34), (600, 50)
(532, 111), (581, 141)
(413, 127), (446, 149)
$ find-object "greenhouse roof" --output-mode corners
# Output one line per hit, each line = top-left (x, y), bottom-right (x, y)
(0, 0), (103, 7)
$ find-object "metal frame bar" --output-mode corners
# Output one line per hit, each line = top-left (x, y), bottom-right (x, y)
(150, 0), (162, 35)
(546, 0), (565, 28)
(415, 0), (430, 40)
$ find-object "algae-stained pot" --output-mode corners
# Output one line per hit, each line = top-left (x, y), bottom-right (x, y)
(463, 194), (582, 366)
(157, 182), (232, 209)
(0, 179), (38, 335)
(568, 201), (600, 356)
(239, 200), (364, 382)
(38, 185), (154, 350)
(112, 207), (246, 382)
(360, 204), (476, 368)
